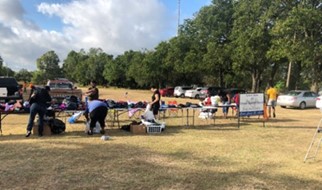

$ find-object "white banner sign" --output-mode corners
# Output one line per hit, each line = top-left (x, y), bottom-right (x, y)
(239, 93), (264, 116)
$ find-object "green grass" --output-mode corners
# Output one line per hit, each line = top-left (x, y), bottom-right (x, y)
(1, 88), (322, 189)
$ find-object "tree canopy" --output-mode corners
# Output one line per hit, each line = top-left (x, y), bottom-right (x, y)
(2, 0), (321, 92)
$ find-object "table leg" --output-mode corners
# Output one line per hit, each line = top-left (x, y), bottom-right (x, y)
(192, 109), (195, 126)
(116, 110), (120, 128)
(186, 109), (189, 126)
(112, 110), (116, 127)
(0, 112), (2, 135)
(0, 112), (9, 135)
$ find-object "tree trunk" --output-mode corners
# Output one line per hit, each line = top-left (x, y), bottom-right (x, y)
(251, 75), (256, 93)
(219, 68), (224, 87)
(311, 61), (322, 93)
(251, 72), (261, 93)
(286, 61), (292, 90)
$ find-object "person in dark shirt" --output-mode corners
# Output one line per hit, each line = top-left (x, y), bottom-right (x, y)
(85, 80), (99, 101)
(28, 85), (36, 101)
(219, 90), (231, 119)
(84, 100), (108, 135)
(25, 86), (52, 137)
(150, 86), (161, 119)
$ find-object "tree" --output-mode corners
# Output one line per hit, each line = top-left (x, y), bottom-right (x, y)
(15, 69), (33, 82)
(165, 36), (197, 85)
(103, 53), (128, 87)
(270, 0), (322, 91)
(196, 0), (235, 87)
(231, 0), (273, 92)
(35, 50), (63, 83)
(63, 50), (85, 82)
(126, 50), (147, 88)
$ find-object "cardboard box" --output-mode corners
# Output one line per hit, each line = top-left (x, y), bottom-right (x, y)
(33, 122), (52, 136)
(130, 124), (146, 135)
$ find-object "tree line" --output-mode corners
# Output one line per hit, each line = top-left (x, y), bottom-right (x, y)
(2, 0), (322, 93)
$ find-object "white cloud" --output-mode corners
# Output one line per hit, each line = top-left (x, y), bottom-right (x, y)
(0, 0), (176, 71)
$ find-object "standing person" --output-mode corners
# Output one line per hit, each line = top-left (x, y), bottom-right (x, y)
(219, 90), (231, 119)
(85, 80), (99, 101)
(232, 92), (240, 116)
(224, 91), (232, 118)
(28, 85), (36, 101)
(200, 93), (217, 114)
(202, 93), (212, 106)
(25, 86), (52, 137)
(84, 100), (108, 135)
(150, 86), (161, 119)
(23, 81), (27, 93)
(29, 82), (33, 90)
(266, 83), (278, 118)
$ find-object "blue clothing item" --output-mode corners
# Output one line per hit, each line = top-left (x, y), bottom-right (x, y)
(27, 103), (47, 133)
(222, 102), (230, 114)
(86, 100), (107, 113)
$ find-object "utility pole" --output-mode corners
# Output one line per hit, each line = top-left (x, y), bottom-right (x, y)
(3, 61), (8, 77)
(177, 0), (181, 36)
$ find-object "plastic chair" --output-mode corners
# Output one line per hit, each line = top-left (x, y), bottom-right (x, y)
(167, 100), (178, 116)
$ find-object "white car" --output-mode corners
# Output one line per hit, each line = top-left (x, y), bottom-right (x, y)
(316, 95), (322, 109)
(277, 90), (318, 109)
(184, 87), (204, 99)
(174, 86), (193, 97)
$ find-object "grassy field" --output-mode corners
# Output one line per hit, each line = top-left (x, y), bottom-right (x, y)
(0, 87), (322, 189)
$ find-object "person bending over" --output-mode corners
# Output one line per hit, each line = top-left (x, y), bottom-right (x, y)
(84, 100), (108, 135)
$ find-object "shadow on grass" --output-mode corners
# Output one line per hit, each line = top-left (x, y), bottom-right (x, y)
(0, 138), (321, 189)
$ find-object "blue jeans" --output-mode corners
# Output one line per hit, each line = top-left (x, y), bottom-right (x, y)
(27, 103), (47, 133)
(223, 102), (230, 114)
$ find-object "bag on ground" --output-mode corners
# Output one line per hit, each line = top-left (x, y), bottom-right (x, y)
(85, 121), (101, 134)
(49, 119), (66, 134)
(68, 111), (84, 123)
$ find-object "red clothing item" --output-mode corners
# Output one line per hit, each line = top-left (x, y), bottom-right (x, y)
(204, 97), (212, 106)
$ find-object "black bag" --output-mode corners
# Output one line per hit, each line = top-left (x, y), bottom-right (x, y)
(49, 119), (66, 134)
(121, 125), (131, 132)
(66, 102), (78, 110)
(63, 96), (79, 110)
(106, 99), (116, 108)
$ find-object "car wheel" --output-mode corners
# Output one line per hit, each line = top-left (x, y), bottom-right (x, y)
(180, 94), (185, 98)
(195, 94), (199, 99)
(280, 106), (286, 108)
(299, 102), (306, 109)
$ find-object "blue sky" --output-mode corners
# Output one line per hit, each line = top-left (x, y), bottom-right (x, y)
(0, 0), (211, 71)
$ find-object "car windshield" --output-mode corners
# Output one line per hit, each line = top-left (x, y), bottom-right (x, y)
(50, 83), (73, 89)
(287, 91), (301, 96)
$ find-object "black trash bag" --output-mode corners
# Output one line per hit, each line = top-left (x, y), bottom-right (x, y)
(48, 119), (66, 134)
(63, 95), (79, 110)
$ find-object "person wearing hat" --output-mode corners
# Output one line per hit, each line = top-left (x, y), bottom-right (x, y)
(25, 86), (52, 137)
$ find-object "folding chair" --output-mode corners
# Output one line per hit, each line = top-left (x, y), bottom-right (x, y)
(167, 100), (179, 117)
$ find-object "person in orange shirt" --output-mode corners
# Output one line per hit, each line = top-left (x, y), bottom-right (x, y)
(266, 84), (278, 118)
(23, 81), (27, 93)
